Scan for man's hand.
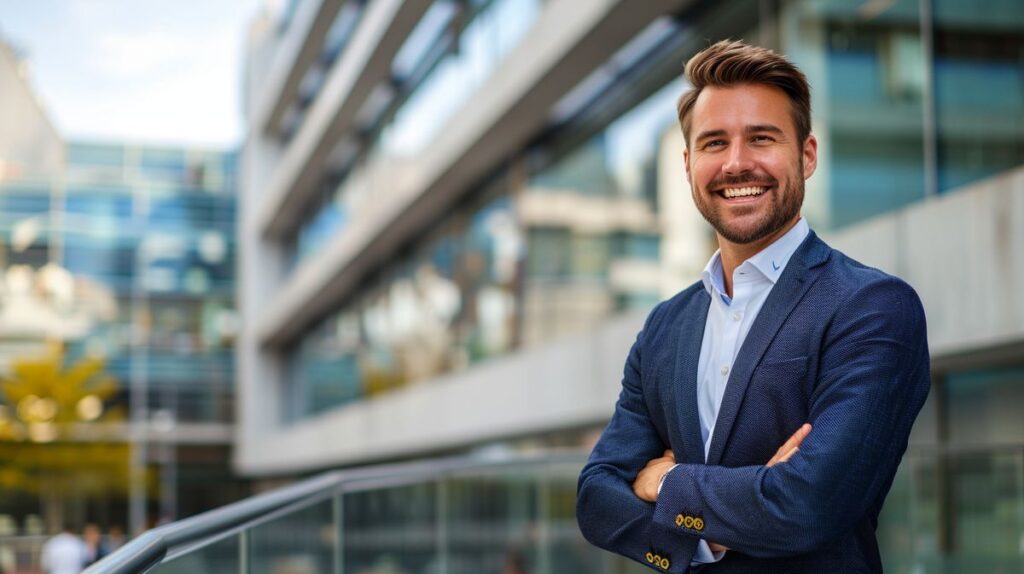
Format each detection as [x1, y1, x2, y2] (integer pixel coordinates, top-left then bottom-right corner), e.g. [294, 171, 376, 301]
[766, 423, 812, 467]
[632, 449, 676, 503]
[706, 423, 812, 553]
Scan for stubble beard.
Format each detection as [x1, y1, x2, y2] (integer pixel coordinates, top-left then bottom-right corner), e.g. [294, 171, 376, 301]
[693, 166, 805, 245]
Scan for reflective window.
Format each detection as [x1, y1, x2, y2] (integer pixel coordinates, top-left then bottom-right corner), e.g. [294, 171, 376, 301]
[286, 180, 522, 420]
[784, 0, 927, 229]
[932, 1, 1024, 192]
[289, 0, 543, 268]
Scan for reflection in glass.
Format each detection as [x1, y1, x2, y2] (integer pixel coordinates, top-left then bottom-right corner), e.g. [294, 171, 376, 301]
[249, 499, 335, 574]
[290, 0, 543, 269]
[343, 483, 439, 574]
[932, 1, 1024, 192]
[446, 472, 540, 574]
[785, 0, 926, 229]
[286, 187, 521, 420]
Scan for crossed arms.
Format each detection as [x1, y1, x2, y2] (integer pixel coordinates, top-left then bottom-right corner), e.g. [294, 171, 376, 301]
[576, 278, 931, 569]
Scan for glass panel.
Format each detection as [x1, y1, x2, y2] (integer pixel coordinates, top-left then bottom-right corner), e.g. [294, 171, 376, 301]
[783, 0, 926, 229]
[946, 450, 1024, 573]
[445, 471, 540, 574]
[932, 0, 1024, 192]
[248, 498, 335, 574]
[947, 367, 1024, 446]
[342, 482, 438, 573]
[878, 454, 943, 573]
[150, 532, 239, 573]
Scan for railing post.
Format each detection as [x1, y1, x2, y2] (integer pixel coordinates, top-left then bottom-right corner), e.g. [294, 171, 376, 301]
[238, 529, 249, 574]
[436, 478, 449, 573]
[333, 493, 344, 574]
[537, 466, 552, 574]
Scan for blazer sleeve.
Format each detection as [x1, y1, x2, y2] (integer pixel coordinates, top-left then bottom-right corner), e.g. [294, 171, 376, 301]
[577, 303, 701, 572]
[653, 277, 930, 557]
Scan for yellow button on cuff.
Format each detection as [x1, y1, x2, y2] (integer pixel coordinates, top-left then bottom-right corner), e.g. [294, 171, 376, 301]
[674, 514, 705, 531]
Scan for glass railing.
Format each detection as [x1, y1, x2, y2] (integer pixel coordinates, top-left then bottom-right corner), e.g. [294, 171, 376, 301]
[76, 446, 1024, 573]
[85, 453, 647, 574]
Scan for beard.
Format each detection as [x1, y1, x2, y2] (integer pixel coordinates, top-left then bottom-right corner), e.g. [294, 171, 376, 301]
[692, 168, 804, 245]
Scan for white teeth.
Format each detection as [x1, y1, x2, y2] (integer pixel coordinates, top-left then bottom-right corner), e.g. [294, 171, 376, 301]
[722, 186, 767, 198]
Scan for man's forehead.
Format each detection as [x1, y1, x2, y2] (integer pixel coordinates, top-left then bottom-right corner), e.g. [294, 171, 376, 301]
[690, 83, 796, 132]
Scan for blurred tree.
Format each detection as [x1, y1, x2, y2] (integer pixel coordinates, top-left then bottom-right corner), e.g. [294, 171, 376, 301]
[0, 343, 149, 532]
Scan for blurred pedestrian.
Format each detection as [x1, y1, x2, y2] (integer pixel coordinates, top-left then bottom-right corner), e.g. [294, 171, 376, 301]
[40, 525, 87, 574]
[105, 525, 126, 553]
[82, 523, 108, 566]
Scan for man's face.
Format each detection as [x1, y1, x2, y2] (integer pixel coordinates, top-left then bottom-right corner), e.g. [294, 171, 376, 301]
[684, 83, 817, 246]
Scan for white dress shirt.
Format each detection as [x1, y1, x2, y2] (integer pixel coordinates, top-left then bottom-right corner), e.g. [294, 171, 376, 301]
[677, 217, 810, 564]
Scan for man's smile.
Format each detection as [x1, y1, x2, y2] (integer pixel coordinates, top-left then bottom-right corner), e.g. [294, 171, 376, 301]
[719, 185, 769, 199]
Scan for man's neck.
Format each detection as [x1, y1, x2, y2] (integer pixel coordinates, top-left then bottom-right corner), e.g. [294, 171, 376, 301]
[718, 216, 800, 297]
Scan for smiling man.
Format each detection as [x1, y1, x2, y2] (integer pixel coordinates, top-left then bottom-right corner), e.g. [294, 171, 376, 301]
[577, 40, 931, 573]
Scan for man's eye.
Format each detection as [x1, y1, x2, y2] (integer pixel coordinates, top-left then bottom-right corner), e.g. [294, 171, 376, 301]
[751, 135, 775, 144]
[704, 140, 726, 149]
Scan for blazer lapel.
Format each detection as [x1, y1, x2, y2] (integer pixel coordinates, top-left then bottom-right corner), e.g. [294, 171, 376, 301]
[665, 289, 710, 465]
[705, 232, 832, 466]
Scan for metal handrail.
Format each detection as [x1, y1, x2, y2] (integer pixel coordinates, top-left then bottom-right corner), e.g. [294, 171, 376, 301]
[84, 451, 587, 574]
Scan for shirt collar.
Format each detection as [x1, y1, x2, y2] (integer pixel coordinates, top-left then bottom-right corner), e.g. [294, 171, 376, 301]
[701, 218, 810, 298]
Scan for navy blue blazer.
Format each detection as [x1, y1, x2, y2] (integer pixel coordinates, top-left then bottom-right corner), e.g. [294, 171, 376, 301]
[577, 232, 930, 573]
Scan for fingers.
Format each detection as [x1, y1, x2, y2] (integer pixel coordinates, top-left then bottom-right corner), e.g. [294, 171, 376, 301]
[643, 450, 676, 468]
[766, 423, 812, 467]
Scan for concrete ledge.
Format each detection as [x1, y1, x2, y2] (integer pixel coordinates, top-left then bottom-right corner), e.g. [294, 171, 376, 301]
[824, 166, 1024, 363]
[235, 310, 644, 475]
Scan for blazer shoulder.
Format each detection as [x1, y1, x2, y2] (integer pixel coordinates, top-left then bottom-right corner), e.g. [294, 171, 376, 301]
[824, 248, 926, 316]
[640, 281, 705, 338]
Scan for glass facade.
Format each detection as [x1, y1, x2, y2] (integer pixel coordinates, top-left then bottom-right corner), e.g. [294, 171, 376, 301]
[784, 0, 1024, 228]
[0, 142, 243, 534]
[59, 142, 238, 424]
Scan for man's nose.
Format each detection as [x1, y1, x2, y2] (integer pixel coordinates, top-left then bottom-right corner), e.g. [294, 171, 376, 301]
[722, 143, 754, 175]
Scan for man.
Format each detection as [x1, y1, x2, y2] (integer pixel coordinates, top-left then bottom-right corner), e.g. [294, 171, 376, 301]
[41, 525, 88, 574]
[577, 40, 930, 573]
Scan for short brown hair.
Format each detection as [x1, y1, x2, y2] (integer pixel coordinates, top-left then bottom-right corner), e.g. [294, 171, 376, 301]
[677, 40, 811, 146]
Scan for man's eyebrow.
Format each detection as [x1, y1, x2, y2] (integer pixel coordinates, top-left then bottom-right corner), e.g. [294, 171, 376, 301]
[694, 129, 727, 142]
[745, 124, 785, 135]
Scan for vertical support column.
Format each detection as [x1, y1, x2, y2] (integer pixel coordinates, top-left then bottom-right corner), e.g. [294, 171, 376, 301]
[919, 0, 938, 199]
[537, 465, 552, 574]
[333, 493, 344, 574]
[933, 373, 952, 555]
[436, 477, 449, 573]
[239, 529, 250, 574]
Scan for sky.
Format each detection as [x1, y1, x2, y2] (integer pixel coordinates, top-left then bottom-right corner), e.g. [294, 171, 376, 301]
[0, 0, 268, 149]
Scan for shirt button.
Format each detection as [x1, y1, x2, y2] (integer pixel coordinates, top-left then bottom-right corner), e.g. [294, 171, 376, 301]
[732, 312, 741, 321]
[720, 366, 729, 376]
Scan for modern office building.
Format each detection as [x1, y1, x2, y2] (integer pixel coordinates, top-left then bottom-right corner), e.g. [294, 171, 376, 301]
[0, 37, 247, 540]
[239, 0, 1023, 570]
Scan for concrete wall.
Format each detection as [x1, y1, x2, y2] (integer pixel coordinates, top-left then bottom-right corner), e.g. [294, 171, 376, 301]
[0, 41, 63, 181]
[823, 166, 1024, 367]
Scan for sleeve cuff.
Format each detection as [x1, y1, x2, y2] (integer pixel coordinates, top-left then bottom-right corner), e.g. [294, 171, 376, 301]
[691, 540, 727, 564]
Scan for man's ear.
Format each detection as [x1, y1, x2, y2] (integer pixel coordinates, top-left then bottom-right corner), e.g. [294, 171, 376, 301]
[802, 134, 818, 180]
[684, 147, 692, 185]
